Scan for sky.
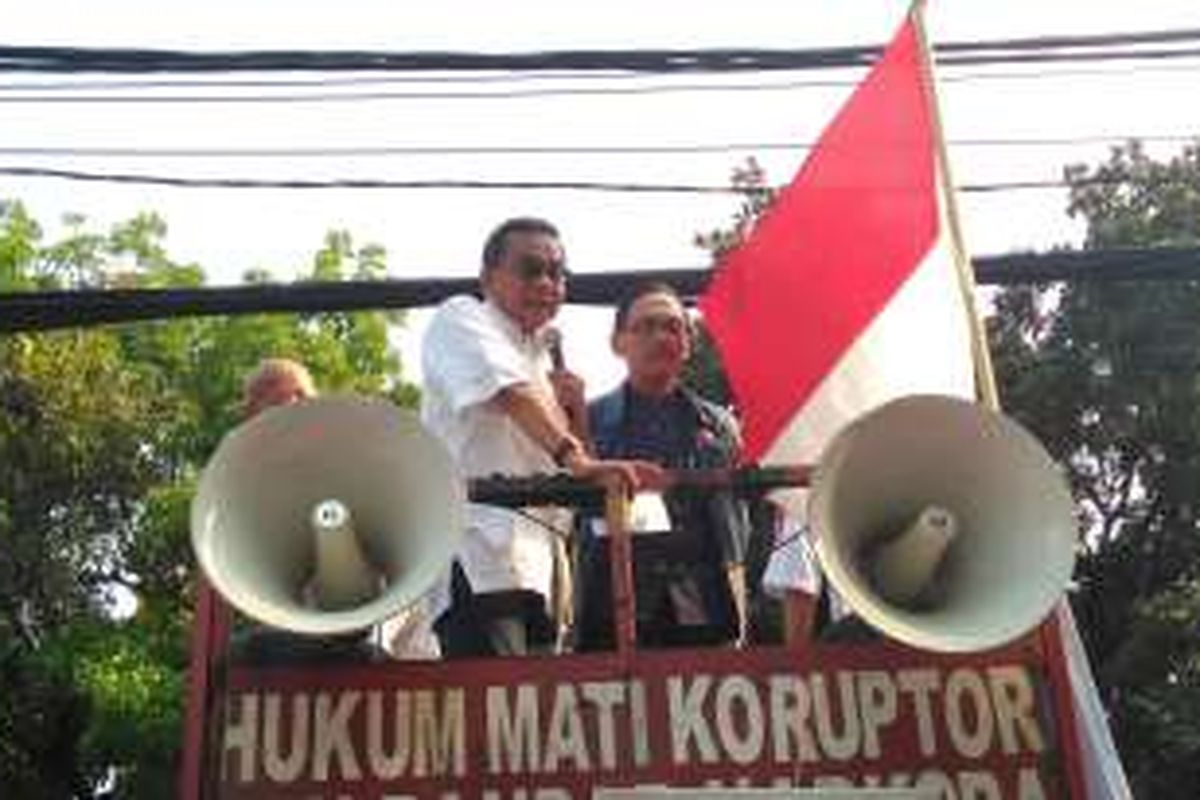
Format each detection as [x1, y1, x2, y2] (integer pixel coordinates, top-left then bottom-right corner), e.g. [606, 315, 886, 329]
[4, 0, 1200, 392]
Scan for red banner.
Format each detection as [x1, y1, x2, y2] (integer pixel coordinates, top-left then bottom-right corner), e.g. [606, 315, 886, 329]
[209, 637, 1078, 799]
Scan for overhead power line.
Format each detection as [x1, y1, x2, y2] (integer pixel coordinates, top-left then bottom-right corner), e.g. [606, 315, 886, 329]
[5, 54, 1200, 104]
[2, 28, 1200, 74]
[0, 134, 1194, 159]
[3, 59, 1198, 94]
[0, 165, 1174, 195]
[4, 247, 1200, 333]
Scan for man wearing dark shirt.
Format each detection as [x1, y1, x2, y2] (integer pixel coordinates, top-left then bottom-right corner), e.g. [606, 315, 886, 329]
[576, 282, 751, 650]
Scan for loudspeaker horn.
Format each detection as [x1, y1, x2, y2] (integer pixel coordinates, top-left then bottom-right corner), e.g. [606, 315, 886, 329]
[191, 395, 464, 636]
[809, 394, 1077, 652]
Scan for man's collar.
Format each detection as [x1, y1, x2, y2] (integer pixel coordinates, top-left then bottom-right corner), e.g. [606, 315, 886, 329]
[481, 298, 549, 347]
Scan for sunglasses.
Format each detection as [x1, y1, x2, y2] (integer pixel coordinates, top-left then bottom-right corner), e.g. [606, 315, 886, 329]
[511, 255, 568, 283]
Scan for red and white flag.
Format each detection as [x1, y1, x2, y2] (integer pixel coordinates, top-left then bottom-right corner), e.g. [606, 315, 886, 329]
[700, 14, 1131, 798]
[699, 15, 975, 473]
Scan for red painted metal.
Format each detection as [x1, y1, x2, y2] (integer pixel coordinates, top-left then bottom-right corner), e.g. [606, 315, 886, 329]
[179, 578, 232, 800]
[606, 491, 638, 661]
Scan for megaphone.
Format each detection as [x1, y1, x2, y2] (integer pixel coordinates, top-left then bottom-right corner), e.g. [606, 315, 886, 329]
[809, 394, 1076, 652]
[191, 395, 464, 636]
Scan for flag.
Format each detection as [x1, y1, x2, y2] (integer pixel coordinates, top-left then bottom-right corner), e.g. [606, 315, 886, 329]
[700, 13, 1132, 798]
[699, 15, 974, 470]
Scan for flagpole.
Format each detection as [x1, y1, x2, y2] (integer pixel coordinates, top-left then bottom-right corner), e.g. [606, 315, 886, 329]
[908, 1, 1001, 411]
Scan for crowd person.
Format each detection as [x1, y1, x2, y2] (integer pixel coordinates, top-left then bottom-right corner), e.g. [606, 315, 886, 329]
[575, 282, 753, 650]
[420, 217, 662, 658]
[241, 357, 316, 419]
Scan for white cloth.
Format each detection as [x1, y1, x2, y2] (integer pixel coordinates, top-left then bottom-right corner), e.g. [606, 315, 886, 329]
[421, 295, 569, 619]
[761, 508, 853, 619]
[1058, 603, 1133, 800]
[379, 607, 441, 660]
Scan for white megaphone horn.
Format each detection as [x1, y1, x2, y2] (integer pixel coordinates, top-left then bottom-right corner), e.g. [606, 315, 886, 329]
[809, 394, 1078, 652]
[190, 395, 464, 636]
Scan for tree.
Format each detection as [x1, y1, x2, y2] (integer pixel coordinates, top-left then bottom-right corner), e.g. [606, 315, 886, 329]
[0, 200, 417, 796]
[695, 144, 1200, 795]
[688, 158, 777, 406]
[990, 140, 1200, 797]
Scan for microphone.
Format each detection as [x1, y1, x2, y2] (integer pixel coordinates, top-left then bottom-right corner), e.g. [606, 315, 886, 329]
[545, 326, 566, 371]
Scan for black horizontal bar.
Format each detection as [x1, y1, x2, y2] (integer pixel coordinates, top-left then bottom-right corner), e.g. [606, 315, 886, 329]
[3, 247, 1199, 333]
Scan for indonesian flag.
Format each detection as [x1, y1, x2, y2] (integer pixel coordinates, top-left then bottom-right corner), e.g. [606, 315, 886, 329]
[699, 14, 1132, 798]
[699, 16, 975, 473]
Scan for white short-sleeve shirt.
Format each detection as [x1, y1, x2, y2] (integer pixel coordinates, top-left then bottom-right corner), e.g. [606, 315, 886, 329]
[421, 295, 569, 617]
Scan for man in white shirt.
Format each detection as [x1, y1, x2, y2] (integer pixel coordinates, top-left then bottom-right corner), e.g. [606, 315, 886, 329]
[421, 217, 661, 657]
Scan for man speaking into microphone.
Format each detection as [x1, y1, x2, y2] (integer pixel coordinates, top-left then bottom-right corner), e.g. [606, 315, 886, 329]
[421, 217, 662, 658]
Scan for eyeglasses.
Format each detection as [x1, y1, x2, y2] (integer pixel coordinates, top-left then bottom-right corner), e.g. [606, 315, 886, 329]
[627, 315, 688, 337]
[512, 255, 568, 284]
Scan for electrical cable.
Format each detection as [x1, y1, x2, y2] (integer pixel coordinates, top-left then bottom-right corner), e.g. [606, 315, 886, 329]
[0, 165, 1174, 195]
[3, 28, 1200, 75]
[0, 134, 1193, 159]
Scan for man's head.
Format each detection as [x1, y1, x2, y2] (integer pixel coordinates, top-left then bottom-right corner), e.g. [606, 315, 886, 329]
[480, 217, 567, 334]
[611, 282, 692, 396]
[242, 358, 317, 418]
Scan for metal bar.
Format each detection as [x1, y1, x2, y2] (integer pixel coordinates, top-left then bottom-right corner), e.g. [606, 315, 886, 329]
[606, 489, 638, 660]
[4, 247, 1199, 333]
[467, 465, 811, 509]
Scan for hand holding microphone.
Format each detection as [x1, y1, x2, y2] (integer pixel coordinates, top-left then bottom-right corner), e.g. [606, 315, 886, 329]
[545, 326, 587, 431]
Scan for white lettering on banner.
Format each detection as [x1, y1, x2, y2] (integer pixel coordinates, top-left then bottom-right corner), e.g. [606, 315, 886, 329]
[223, 692, 259, 783]
[312, 690, 362, 781]
[629, 679, 650, 767]
[543, 683, 590, 773]
[580, 681, 624, 770]
[769, 675, 818, 763]
[811, 768, 1048, 799]
[218, 664, 1052, 791]
[857, 670, 898, 759]
[945, 670, 994, 759]
[263, 692, 309, 782]
[367, 690, 412, 780]
[809, 672, 861, 760]
[413, 688, 466, 777]
[487, 684, 540, 775]
[714, 675, 765, 764]
[668, 674, 718, 764]
[959, 770, 1003, 800]
[898, 668, 942, 756]
[988, 667, 1045, 755]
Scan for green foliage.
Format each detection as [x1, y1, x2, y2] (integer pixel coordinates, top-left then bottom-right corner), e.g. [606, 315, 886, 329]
[686, 158, 779, 405]
[0, 202, 417, 796]
[991, 139, 1200, 798]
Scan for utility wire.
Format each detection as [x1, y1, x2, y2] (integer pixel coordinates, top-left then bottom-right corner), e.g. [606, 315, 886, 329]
[1, 134, 1194, 159]
[0, 165, 1169, 194]
[3, 28, 1200, 74]
[4, 50, 1200, 104]
[3, 58, 1199, 93]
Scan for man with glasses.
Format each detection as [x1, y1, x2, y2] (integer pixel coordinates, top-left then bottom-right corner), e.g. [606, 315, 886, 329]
[421, 217, 662, 657]
[576, 281, 752, 651]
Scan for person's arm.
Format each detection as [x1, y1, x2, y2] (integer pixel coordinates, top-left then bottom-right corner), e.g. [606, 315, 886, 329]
[489, 382, 662, 491]
[547, 368, 591, 447]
